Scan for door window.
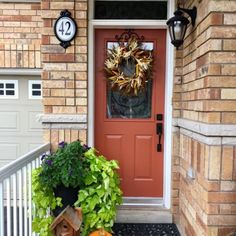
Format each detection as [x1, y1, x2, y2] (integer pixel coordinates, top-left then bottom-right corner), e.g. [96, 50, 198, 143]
[106, 42, 154, 119]
[107, 81, 152, 119]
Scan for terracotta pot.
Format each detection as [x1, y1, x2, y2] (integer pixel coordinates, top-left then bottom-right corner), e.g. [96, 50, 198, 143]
[89, 229, 112, 236]
[52, 185, 79, 217]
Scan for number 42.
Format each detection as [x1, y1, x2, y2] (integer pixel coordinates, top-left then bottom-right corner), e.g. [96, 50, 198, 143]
[59, 21, 71, 36]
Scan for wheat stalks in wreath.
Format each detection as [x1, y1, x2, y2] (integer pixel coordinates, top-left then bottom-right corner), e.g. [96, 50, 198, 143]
[104, 38, 153, 96]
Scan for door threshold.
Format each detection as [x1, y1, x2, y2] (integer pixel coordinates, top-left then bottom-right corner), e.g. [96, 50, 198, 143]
[121, 197, 163, 208]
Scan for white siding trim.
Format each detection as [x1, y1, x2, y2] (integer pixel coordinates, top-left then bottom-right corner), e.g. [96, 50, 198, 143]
[163, 0, 175, 210]
[0, 69, 41, 76]
[0, 0, 40, 2]
[92, 20, 168, 28]
[88, 0, 174, 210]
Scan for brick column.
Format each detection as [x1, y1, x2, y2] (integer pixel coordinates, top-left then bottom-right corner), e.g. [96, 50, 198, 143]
[41, 0, 88, 150]
[172, 0, 236, 235]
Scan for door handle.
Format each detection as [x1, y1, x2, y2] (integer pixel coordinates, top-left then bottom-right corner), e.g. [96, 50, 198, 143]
[156, 123, 163, 152]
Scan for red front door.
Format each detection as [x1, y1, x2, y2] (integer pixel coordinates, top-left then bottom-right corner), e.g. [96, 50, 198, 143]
[95, 29, 166, 197]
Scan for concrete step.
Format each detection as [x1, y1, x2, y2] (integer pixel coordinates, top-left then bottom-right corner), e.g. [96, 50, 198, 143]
[116, 207, 172, 224]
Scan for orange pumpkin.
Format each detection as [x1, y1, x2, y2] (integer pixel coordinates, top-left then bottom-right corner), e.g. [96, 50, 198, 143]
[89, 228, 112, 236]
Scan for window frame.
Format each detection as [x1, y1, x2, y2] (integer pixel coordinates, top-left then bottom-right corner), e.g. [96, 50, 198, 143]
[0, 80, 19, 99]
[28, 80, 42, 99]
[94, 0, 168, 20]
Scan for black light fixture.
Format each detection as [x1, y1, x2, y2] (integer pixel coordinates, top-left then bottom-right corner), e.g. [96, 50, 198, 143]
[166, 6, 197, 49]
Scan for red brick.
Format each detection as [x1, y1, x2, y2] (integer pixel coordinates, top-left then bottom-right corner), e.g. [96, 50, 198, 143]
[0, 15, 32, 21]
[31, 4, 41, 10]
[49, 54, 75, 62]
[41, 2, 50, 10]
[210, 13, 223, 25]
[41, 35, 50, 45]
[43, 19, 52, 27]
[218, 227, 236, 236]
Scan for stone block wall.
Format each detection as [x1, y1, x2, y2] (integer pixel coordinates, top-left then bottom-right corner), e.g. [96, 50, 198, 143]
[0, 2, 42, 68]
[40, 0, 88, 150]
[172, 0, 236, 235]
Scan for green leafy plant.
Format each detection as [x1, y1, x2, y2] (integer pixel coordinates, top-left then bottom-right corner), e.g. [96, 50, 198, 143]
[32, 167, 62, 236]
[75, 148, 122, 236]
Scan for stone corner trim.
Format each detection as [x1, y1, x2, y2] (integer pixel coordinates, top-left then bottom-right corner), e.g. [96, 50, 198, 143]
[37, 114, 87, 124]
[173, 118, 236, 137]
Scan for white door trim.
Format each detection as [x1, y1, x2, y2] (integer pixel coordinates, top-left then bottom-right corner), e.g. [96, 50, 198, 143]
[88, 0, 175, 209]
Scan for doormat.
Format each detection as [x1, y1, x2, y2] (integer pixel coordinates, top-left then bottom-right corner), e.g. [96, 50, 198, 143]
[112, 223, 181, 236]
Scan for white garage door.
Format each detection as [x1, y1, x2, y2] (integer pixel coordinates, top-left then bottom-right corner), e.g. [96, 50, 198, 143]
[0, 75, 43, 167]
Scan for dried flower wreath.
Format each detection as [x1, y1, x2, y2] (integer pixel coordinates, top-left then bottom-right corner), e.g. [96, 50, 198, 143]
[105, 38, 153, 96]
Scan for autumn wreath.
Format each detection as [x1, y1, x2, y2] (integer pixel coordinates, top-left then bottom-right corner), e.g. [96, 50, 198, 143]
[105, 38, 153, 96]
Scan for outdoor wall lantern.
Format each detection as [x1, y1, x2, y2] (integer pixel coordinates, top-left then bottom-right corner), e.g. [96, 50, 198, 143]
[166, 6, 197, 49]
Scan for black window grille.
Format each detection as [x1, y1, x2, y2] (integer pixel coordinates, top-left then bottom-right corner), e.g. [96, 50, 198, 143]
[95, 1, 167, 20]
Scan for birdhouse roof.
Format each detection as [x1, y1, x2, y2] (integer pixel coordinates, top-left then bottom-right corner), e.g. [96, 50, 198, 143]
[50, 206, 82, 231]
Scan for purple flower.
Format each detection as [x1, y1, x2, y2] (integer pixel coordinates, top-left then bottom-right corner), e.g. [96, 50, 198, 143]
[83, 144, 91, 151]
[58, 141, 66, 149]
[45, 159, 52, 166]
[40, 153, 47, 161]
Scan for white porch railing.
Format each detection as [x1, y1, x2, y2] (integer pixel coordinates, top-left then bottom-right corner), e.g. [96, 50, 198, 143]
[0, 143, 50, 236]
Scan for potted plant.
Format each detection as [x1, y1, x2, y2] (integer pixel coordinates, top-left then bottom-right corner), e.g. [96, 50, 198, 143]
[32, 140, 88, 236]
[75, 148, 122, 236]
[38, 141, 87, 216]
[32, 140, 122, 236]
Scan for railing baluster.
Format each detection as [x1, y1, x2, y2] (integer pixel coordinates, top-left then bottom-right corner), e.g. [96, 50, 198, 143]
[18, 169, 23, 236]
[35, 157, 40, 168]
[0, 182, 4, 236]
[12, 174, 17, 236]
[23, 166, 28, 236]
[6, 178, 11, 236]
[31, 161, 36, 236]
[28, 163, 32, 235]
[0, 143, 50, 236]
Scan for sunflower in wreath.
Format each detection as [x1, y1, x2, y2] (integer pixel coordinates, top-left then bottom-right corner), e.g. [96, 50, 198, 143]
[104, 38, 153, 96]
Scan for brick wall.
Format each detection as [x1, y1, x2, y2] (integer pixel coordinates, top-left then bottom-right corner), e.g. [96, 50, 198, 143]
[3, 0, 234, 234]
[41, 0, 88, 150]
[0, 2, 42, 68]
[172, 0, 236, 235]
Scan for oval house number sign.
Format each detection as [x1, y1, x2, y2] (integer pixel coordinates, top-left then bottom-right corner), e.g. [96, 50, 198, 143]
[54, 10, 77, 49]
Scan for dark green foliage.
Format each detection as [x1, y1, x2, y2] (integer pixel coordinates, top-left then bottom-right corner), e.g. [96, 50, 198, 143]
[39, 141, 87, 189]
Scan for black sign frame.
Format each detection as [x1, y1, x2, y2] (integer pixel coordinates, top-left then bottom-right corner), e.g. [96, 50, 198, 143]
[54, 9, 77, 49]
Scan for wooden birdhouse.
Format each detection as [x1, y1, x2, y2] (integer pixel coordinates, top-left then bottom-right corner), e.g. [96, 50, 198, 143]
[50, 206, 82, 236]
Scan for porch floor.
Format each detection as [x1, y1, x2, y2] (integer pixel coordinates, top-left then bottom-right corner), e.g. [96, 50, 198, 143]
[113, 223, 181, 236]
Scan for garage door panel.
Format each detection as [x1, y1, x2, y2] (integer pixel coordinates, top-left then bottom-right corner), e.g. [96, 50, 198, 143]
[0, 112, 19, 130]
[28, 111, 42, 130]
[0, 144, 19, 160]
[28, 143, 44, 151]
[0, 76, 43, 166]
